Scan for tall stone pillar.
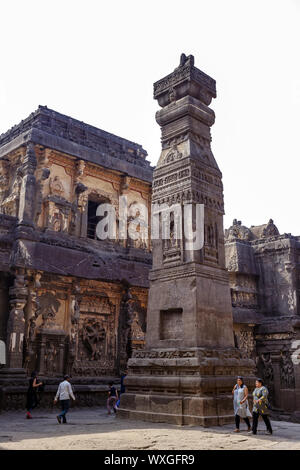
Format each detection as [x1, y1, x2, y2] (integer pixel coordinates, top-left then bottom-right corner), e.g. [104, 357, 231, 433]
[118, 54, 255, 426]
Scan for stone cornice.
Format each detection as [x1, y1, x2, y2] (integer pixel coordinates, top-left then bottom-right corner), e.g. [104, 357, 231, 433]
[0, 106, 154, 183]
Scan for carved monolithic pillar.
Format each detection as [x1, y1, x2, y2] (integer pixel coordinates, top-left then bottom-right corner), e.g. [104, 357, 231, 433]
[118, 54, 255, 426]
[6, 269, 28, 370]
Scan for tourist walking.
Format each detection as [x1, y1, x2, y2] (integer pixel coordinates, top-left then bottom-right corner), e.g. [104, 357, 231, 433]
[54, 375, 75, 424]
[26, 371, 43, 419]
[252, 378, 273, 435]
[107, 382, 118, 415]
[232, 376, 252, 432]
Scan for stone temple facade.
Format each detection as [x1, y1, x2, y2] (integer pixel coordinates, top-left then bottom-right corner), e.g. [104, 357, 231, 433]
[0, 105, 152, 408]
[0, 56, 299, 422]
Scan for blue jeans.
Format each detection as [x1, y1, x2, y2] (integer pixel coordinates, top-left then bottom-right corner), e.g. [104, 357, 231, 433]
[58, 400, 70, 422]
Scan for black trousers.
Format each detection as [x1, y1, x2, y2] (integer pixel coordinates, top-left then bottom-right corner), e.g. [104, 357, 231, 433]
[252, 411, 272, 434]
[235, 414, 251, 429]
[26, 392, 38, 412]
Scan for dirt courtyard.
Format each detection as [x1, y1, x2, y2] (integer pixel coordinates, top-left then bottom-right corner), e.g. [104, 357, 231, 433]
[0, 407, 300, 450]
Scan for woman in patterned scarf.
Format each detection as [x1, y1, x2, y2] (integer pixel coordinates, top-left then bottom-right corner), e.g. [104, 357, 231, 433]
[252, 378, 273, 435]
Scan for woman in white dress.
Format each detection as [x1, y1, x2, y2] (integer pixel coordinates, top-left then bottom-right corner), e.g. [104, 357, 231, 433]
[232, 376, 252, 432]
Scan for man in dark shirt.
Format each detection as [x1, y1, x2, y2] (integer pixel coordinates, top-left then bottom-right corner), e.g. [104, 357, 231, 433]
[107, 382, 118, 415]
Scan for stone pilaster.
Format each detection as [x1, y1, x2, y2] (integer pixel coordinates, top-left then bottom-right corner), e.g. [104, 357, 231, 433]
[5, 269, 28, 370]
[18, 142, 37, 227]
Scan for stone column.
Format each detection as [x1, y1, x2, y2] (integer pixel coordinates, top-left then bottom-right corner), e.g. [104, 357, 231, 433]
[270, 352, 282, 409]
[5, 269, 28, 370]
[294, 357, 300, 419]
[72, 160, 88, 237]
[18, 142, 37, 227]
[37, 335, 46, 375]
[118, 53, 255, 427]
[58, 337, 66, 374]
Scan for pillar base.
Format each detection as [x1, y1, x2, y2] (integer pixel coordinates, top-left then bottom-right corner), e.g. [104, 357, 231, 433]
[118, 347, 255, 427]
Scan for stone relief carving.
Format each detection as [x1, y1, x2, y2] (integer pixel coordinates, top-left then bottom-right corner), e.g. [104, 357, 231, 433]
[127, 297, 146, 343]
[10, 240, 32, 266]
[127, 201, 148, 250]
[44, 199, 71, 233]
[44, 341, 58, 376]
[34, 164, 50, 225]
[70, 291, 117, 376]
[168, 87, 177, 103]
[255, 333, 293, 341]
[2, 171, 23, 217]
[257, 353, 274, 405]
[235, 328, 255, 359]
[49, 175, 66, 198]
[225, 219, 253, 242]
[81, 318, 106, 361]
[23, 316, 37, 372]
[280, 350, 295, 389]
[262, 219, 280, 238]
[0, 159, 10, 205]
[35, 292, 61, 329]
[162, 146, 183, 166]
[66, 293, 80, 376]
[118, 289, 146, 371]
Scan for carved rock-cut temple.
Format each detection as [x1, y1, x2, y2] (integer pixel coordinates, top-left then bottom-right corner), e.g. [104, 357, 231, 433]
[225, 218, 300, 420]
[0, 105, 152, 408]
[0, 55, 299, 422]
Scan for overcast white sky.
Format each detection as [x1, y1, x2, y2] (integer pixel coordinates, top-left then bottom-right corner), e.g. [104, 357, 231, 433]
[0, 0, 299, 234]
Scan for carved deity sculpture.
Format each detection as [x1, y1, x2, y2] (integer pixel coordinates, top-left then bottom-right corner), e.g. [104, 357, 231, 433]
[49, 176, 65, 198]
[262, 219, 280, 238]
[225, 219, 253, 242]
[81, 319, 106, 361]
[23, 316, 36, 372]
[35, 292, 61, 329]
[0, 159, 10, 205]
[280, 350, 295, 389]
[45, 342, 58, 376]
[2, 171, 22, 216]
[66, 294, 80, 375]
[257, 353, 274, 405]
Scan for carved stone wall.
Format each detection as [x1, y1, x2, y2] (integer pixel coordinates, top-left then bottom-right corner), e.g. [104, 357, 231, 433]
[17, 273, 148, 380]
[0, 107, 152, 411]
[225, 219, 300, 419]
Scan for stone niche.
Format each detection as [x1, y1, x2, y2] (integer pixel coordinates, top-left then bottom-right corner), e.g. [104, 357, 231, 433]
[160, 308, 183, 340]
[35, 328, 67, 377]
[72, 299, 117, 377]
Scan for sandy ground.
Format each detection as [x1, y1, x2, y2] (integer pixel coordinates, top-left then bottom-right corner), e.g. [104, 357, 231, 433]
[0, 408, 300, 450]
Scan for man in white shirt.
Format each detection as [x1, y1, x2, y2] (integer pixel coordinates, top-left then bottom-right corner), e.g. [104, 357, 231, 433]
[54, 375, 75, 424]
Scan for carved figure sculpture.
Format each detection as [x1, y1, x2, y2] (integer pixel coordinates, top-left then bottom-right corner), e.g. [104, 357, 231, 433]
[82, 319, 106, 361]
